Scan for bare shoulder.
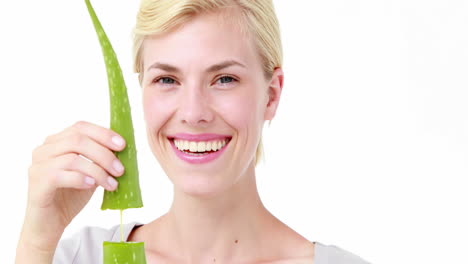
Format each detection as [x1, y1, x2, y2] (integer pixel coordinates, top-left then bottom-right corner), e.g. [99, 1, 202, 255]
[259, 243, 314, 264]
[257, 243, 314, 264]
[262, 256, 314, 264]
[256, 221, 315, 264]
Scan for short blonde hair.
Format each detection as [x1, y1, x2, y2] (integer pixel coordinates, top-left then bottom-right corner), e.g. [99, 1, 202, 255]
[133, 0, 282, 166]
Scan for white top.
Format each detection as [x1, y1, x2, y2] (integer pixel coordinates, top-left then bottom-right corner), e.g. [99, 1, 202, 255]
[53, 222, 371, 264]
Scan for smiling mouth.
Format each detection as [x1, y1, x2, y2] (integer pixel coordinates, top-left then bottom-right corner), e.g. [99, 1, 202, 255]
[168, 137, 232, 155]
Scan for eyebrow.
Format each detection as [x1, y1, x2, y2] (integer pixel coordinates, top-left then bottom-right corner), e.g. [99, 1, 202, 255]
[146, 60, 246, 73]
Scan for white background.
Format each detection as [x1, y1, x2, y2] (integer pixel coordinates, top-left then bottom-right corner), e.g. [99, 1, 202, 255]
[1, 0, 467, 263]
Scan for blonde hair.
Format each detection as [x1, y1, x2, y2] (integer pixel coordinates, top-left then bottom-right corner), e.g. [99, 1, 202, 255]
[132, 0, 282, 167]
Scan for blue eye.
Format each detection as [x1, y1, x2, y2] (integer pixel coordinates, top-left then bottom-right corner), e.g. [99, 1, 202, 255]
[156, 77, 175, 84]
[218, 76, 236, 84]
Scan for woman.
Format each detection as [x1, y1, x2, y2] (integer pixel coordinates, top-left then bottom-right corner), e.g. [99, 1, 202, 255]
[16, 0, 370, 263]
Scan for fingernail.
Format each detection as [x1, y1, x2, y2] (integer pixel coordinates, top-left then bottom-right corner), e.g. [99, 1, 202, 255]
[112, 136, 125, 147]
[107, 176, 118, 190]
[113, 159, 124, 174]
[85, 176, 95, 186]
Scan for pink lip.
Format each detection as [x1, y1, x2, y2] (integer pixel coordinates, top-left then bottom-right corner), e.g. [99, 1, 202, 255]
[167, 133, 232, 142]
[169, 137, 231, 164]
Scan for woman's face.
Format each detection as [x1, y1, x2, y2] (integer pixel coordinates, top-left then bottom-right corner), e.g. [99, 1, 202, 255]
[140, 11, 282, 197]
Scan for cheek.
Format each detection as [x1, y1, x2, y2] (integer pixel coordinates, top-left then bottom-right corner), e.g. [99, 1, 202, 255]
[214, 89, 264, 132]
[142, 91, 175, 129]
[142, 91, 177, 160]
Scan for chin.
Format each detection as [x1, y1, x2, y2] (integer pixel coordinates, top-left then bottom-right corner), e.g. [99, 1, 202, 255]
[173, 172, 233, 198]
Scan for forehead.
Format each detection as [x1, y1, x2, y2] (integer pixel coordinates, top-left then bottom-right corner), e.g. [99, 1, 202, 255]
[142, 10, 260, 72]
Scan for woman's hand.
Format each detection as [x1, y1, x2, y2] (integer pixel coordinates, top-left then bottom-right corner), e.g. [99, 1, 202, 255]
[16, 121, 126, 263]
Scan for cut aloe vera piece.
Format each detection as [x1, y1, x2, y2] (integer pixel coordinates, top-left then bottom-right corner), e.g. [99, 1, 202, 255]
[103, 242, 147, 264]
[84, 0, 143, 210]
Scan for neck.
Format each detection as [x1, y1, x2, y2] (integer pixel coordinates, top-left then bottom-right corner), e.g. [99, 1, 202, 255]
[163, 165, 272, 263]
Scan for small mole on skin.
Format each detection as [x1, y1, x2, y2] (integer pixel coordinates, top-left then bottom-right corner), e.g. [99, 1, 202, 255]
[235, 239, 238, 243]
[213, 258, 216, 262]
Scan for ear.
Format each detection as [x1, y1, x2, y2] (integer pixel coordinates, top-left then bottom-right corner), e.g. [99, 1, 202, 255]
[264, 67, 284, 122]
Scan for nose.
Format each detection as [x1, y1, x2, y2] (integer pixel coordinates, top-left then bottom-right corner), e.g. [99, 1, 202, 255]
[178, 84, 214, 127]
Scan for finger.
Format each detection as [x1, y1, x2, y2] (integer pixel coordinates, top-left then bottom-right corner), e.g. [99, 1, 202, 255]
[55, 170, 97, 190]
[60, 154, 118, 191]
[72, 121, 126, 151]
[43, 121, 126, 152]
[33, 133, 125, 177]
[29, 162, 95, 194]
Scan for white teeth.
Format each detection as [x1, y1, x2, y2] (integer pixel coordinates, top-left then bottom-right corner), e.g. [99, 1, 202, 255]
[189, 142, 197, 152]
[173, 139, 228, 152]
[211, 142, 216, 151]
[198, 142, 206, 151]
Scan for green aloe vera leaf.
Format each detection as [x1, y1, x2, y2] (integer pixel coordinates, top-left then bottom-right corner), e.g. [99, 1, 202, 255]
[84, 0, 143, 210]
